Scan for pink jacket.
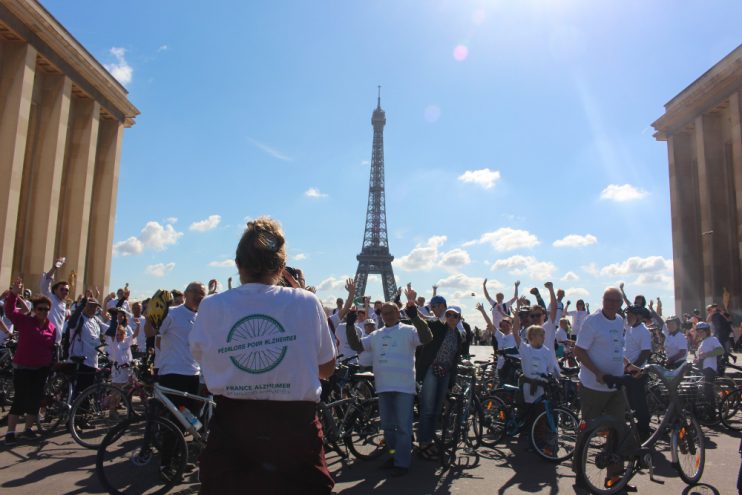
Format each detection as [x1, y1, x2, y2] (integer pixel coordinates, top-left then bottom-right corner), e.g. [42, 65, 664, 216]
[5, 293, 56, 368]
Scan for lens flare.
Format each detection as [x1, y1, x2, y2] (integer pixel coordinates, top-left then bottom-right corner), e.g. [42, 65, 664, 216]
[424, 105, 441, 123]
[453, 44, 469, 62]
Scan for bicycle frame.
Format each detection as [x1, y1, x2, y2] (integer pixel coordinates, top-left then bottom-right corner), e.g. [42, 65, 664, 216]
[152, 383, 215, 440]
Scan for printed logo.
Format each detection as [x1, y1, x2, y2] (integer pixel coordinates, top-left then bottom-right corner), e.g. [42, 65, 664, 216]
[220, 314, 296, 374]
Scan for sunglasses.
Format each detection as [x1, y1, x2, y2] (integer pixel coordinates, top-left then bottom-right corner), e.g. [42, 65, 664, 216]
[445, 313, 459, 318]
[36, 307, 51, 312]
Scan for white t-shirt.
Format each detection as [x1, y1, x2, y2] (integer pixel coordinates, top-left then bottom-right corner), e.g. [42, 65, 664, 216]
[336, 322, 362, 362]
[495, 330, 516, 369]
[624, 323, 652, 365]
[698, 336, 722, 371]
[664, 331, 688, 364]
[519, 341, 560, 403]
[567, 310, 589, 336]
[576, 311, 625, 392]
[106, 334, 134, 383]
[190, 283, 336, 402]
[360, 323, 421, 394]
[329, 311, 341, 332]
[69, 314, 103, 368]
[131, 316, 146, 347]
[106, 298, 131, 316]
[358, 325, 376, 367]
[543, 319, 558, 358]
[487, 296, 515, 331]
[40, 273, 66, 344]
[555, 327, 569, 344]
[158, 305, 200, 376]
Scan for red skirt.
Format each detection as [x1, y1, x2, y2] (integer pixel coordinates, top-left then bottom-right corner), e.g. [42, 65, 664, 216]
[199, 396, 334, 495]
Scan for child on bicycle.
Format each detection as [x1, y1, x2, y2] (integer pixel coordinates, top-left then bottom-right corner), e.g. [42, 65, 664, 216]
[513, 324, 561, 454]
[106, 314, 138, 418]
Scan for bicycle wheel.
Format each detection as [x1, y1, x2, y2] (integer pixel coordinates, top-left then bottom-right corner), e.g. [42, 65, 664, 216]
[345, 399, 385, 460]
[464, 396, 483, 450]
[127, 385, 150, 419]
[721, 387, 742, 430]
[480, 394, 507, 447]
[70, 383, 132, 449]
[530, 406, 578, 462]
[96, 416, 189, 495]
[672, 411, 705, 485]
[37, 373, 69, 436]
[575, 424, 632, 495]
[0, 373, 14, 411]
[437, 398, 461, 469]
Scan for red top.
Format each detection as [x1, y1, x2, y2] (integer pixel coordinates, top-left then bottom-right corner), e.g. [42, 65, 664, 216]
[5, 292, 56, 368]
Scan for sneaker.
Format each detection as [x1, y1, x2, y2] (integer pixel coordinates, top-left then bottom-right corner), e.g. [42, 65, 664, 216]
[390, 466, 409, 477]
[21, 429, 38, 440]
[5, 433, 16, 445]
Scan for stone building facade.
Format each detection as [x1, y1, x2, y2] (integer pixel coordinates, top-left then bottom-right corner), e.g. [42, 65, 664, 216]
[653, 44, 742, 316]
[0, 0, 138, 296]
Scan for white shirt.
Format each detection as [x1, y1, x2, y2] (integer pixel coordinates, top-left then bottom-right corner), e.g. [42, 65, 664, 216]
[361, 323, 421, 394]
[69, 314, 103, 368]
[487, 296, 515, 331]
[543, 319, 558, 358]
[158, 305, 200, 376]
[336, 322, 362, 363]
[190, 283, 336, 402]
[624, 323, 652, 365]
[698, 336, 722, 371]
[106, 334, 134, 365]
[566, 310, 589, 336]
[40, 273, 66, 344]
[664, 331, 688, 364]
[106, 298, 131, 317]
[494, 330, 516, 369]
[555, 327, 569, 344]
[519, 341, 560, 403]
[131, 316, 146, 347]
[576, 311, 625, 392]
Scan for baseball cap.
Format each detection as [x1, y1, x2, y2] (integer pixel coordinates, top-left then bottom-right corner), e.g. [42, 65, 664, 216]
[696, 322, 711, 332]
[445, 306, 461, 315]
[86, 297, 101, 307]
[364, 318, 376, 326]
[430, 295, 447, 306]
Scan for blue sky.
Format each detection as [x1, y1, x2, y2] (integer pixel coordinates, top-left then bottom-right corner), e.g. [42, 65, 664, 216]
[44, 0, 742, 327]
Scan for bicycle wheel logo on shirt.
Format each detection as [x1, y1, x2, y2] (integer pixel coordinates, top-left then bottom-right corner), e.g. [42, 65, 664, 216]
[223, 314, 296, 374]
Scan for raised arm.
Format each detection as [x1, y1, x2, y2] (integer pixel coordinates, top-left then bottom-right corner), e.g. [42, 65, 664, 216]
[345, 311, 364, 353]
[507, 280, 520, 305]
[619, 282, 631, 307]
[475, 302, 494, 329]
[338, 278, 356, 320]
[545, 282, 557, 322]
[482, 279, 495, 306]
[404, 286, 433, 345]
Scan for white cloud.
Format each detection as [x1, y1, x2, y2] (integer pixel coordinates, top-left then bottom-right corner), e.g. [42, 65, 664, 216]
[112, 237, 143, 257]
[165, 217, 178, 224]
[635, 273, 673, 285]
[247, 137, 292, 161]
[293, 253, 308, 261]
[561, 271, 580, 282]
[553, 234, 597, 248]
[139, 221, 183, 250]
[305, 187, 328, 199]
[600, 184, 648, 202]
[317, 275, 351, 292]
[435, 273, 496, 300]
[464, 227, 539, 252]
[104, 47, 132, 86]
[582, 262, 599, 277]
[394, 236, 447, 271]
[492, 255, 557, 280]
[457, 168, 502, 190]
[599, 256, 672, 278]
[113, 221, 182, 256]
[157, 44, 168, 52]
[565, 287, 590, 298]
[208, 259, 234, 268]
[438, 248, 471, 268]
[145, 262, 175, 278]
[189, 214, 221, 232]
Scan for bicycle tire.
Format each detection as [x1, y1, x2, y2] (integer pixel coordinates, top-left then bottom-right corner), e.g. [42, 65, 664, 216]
[69, 383, 133, 449]
[437, 397, 461, 469]
[464, 396, 484, 450]
[530, 406, 578, 462]
[345, 400, 385, 460]
[480, 394, 507, 447]
[672, 411, 705, 485]
[575, 423, 632, 495]
[37, 373, 69, 436]
[721, 387, 742, 430]
[96, 416, 188, 495]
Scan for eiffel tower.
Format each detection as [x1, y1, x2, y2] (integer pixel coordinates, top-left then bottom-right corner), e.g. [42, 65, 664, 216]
[354, 88, 397, 301]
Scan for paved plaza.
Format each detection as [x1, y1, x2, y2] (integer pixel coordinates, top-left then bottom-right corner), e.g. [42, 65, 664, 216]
[1, 346, 740, 495]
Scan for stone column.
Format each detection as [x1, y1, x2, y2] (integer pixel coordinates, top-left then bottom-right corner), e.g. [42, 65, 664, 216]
[0, 41, 36, 288]
[85, 118, 123, 293]
[14, 72, 72, 289]
[55, 97, 100, 296]
[730, 91, 742, 311]
[695, 113, 735, 306]
[668, 131, 703, 315]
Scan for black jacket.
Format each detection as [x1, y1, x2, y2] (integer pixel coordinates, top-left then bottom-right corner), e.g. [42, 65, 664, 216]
[415, 319, 462, 382]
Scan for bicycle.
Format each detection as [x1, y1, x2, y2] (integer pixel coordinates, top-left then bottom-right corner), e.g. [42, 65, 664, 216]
[574, 362, 704, 494]
[436, 361, 484, 468]
[317, 387, 384, 461]
[96, 382, 215, 495]
[479, 374, 579, 461]
[720, 385, 742, 431]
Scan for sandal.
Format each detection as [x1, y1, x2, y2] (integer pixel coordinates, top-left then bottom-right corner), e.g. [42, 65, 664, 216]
[418, 444, 440, 461]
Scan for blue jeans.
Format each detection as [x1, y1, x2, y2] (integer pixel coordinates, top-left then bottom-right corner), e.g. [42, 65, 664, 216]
[377, 392, 415, 468]
[418, 367, 450, 444]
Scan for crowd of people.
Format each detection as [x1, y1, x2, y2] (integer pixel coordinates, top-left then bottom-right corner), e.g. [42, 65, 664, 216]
[0, 216, 740, 494]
